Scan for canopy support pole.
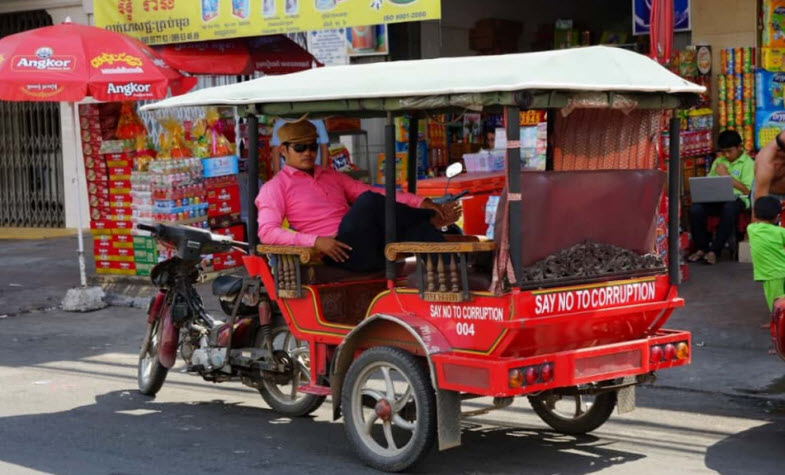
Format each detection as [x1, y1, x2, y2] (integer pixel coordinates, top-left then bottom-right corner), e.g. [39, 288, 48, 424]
[504, 106, 522, 285]
[385, 112, 397, 280]
[668, 116, 681, 286]
[406, 115, 418, 193]
[246, 111, 259, 255]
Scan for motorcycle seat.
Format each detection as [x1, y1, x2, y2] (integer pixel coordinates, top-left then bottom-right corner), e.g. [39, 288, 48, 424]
[212, 275, 243, 297]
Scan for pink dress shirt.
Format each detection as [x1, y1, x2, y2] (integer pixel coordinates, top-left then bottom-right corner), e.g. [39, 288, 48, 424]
[256, 165, 425, 247]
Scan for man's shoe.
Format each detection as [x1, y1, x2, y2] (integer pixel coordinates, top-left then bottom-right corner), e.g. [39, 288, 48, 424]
[687, 250, 705, 262]
[704, 251, 717, 265]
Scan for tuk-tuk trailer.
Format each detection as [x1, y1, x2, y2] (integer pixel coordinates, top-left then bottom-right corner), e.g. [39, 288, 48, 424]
[144, 46, 701, 472]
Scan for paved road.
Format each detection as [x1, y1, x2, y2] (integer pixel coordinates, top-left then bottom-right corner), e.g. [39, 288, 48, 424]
[1, 306, 784, 475]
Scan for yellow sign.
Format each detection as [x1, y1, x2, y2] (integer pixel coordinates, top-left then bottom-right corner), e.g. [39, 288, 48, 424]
[95, 0, 441, 46]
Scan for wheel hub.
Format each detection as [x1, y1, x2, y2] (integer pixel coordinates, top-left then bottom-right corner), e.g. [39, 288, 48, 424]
[374, 398, 393, 421]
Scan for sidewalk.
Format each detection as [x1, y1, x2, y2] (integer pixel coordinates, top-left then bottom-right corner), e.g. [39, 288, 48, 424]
[0, 235, 782, 400]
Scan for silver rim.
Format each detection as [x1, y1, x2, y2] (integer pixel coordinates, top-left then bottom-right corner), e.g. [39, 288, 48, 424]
[261, 328, 311, 404]
[139, 321, 160, 384]
[540, 392, 597, 421]
[350, 361, 417, 458]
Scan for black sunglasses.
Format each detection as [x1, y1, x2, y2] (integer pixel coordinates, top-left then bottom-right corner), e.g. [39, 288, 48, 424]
[288, 142, 319, 153]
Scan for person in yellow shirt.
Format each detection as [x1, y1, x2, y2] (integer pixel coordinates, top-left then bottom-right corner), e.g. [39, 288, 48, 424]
[688, 130, 754, 265]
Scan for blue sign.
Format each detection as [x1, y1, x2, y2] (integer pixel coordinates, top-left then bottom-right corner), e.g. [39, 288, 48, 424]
[633, 0, 691, 36]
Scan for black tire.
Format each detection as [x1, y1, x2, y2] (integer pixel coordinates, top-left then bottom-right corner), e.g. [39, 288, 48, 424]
[341, 346, 437, 472]
[528, 390, 616, 435]
[138, 320, 169, 396]
[256, 326, 325, 417]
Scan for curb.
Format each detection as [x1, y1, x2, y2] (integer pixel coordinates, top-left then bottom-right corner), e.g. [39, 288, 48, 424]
[649, 383, 785, 404]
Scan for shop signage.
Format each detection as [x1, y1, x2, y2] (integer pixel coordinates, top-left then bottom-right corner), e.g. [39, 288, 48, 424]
[95, 0, 440, 46]
[633, 0, 691, 36]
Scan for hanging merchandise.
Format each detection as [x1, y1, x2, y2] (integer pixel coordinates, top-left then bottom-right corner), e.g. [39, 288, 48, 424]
[718, 47, 756, 151]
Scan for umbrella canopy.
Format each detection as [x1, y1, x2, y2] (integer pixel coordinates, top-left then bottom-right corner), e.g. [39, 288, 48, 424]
[0, 21, 196, 102]
[154, 35, 320, 76]
[650, 0, 674, 65]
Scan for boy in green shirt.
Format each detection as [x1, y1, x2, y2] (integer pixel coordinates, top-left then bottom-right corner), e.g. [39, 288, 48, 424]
[748, 195, 785, 311]
[688, 130, 755, 265]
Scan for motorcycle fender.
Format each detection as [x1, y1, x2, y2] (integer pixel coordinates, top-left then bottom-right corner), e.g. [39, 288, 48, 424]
[146, 291, 167, 324]
[158, 303, 178, 369]
[330, 313, 461, 451]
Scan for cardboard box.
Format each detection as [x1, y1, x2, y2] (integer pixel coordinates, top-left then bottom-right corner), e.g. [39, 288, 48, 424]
[762, 47, 785, 72]
[201, 155, 238, 178]
[757, 69, 785, 109]
[756, 109, 785, 148]
[135, 262, 154, 276]
[94, 260, 137, 275]
[133, 235, 156, 251]
[108, 166, 132, 179]
[134, 249, 158, 263]
[207, 184, 241, 217]
[208, 213, 242, 229]
[213, 250, 245, 271]
[211, 224, 246, 242]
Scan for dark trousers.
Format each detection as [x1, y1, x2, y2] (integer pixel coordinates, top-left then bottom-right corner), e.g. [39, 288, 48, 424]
[689, 199, 745, 254]
[325, 191, 444, 272]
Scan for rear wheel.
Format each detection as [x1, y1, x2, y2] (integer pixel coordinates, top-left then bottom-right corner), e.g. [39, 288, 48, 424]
[342, 347, 437, 472]
[256, 326, 325, 416]
[528, 388, 616, 435]
[138, 319, 169, 396]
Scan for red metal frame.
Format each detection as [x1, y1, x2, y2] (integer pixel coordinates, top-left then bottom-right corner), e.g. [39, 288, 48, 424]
[243, 252, 689, 395]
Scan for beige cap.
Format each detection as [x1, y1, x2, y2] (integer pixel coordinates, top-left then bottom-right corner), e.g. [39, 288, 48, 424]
[277, 120, 318, 144]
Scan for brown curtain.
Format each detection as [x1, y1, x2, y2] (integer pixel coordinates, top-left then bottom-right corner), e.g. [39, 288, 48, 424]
[553, 109, 661, 171]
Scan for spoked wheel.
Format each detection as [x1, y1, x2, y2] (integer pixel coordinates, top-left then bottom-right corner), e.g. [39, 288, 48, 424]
[138, 319, 169, 396]
[342, 347, 436, 472]
[256, 326, 325, 416]
[528, 388, 616, 435]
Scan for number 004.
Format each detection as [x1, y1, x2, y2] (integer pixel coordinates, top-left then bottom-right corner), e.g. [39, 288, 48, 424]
[456, 322, 475, 336]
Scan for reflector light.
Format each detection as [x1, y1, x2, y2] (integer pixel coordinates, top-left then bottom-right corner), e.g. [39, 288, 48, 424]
[508, 369, 524, 388]
[525, 366, 539, 385]
[664, 343, 677, 361]
[540, 363, 554, 382]
[676, 342, 689, 360]
[650, 345, 663, 364]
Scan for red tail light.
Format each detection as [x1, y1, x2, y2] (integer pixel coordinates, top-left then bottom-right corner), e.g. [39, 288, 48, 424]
[525, 367, 539, 385]
[664, 343, 677, 361]
[540, 363, 554, 382]
[650, 345, 663, 364]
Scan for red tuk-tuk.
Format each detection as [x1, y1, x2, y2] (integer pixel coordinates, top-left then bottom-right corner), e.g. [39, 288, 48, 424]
[142, 46, 701, 471]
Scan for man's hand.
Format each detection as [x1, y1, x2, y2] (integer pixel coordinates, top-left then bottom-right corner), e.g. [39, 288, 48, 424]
[314, 237, 352, 262]
[421, 199, 462, 227]
[714, 163, 729, 176]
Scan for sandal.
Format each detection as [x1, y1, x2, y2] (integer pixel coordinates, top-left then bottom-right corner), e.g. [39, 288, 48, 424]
[687, 250, 705, 262]
[704, 252, 717, 265]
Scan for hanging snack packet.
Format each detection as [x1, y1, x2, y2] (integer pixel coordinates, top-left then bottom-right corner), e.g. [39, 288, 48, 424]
[158, 118, 192, 159]
[115, 102, 147, 141]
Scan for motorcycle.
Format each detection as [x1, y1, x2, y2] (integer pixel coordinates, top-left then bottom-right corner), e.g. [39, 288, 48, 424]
[136, 223, 325, 416]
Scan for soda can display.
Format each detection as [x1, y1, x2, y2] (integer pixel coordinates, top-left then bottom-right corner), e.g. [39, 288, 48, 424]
[726, 98, 736, 128]
[744, 125, 754, 150]
[735, 101, 744, 127]
[718, 74, 727, 101]
[720, 49, 728, 75]
[718, 101, 728, 128]
[743, 73, 755, 99]
[734, 73, 744, 100]
[742, 47, 753, 73]
[743, 99, 753, 125]
[725, 48, 735, 75]
[735, 48, 744, 74]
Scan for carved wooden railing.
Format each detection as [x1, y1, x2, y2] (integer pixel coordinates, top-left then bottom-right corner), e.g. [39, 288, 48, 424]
[256, 245, 319, 299]
[385, 241, 497, 302]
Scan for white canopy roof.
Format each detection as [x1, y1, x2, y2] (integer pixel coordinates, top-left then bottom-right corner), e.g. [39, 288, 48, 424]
[142, 46, 704, 112]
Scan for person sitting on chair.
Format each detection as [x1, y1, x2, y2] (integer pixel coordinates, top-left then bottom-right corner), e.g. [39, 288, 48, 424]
[688, 130, 754, 265]
[255, 121, 460, 273]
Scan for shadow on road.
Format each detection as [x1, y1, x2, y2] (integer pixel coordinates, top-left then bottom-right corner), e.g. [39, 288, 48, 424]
[0, 389, 645, 474]
[705, 419, 785, 474]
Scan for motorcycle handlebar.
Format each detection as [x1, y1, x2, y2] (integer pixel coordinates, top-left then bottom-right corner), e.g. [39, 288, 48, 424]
[431, 189, 469, 205]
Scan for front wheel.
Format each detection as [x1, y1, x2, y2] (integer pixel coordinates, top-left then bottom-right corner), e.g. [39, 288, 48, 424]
[342, 346, 437, 472]
[256, 326, 325, 417]
[528, 389, 616, 435]
[138, 319, 169, 396]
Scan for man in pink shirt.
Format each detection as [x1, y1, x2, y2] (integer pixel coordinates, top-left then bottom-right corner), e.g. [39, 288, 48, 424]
[255, 121, 459, 272]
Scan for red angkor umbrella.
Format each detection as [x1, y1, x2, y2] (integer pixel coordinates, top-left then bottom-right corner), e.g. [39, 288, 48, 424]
[155, 35, 321, 76]
[649, 0, 674, 65]
[0, 20, 196, 102]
